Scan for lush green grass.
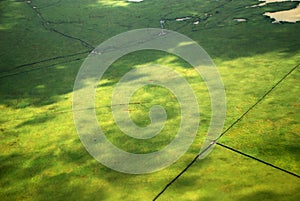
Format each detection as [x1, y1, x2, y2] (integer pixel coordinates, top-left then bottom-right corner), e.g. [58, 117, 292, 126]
[1, 0, 300, 200]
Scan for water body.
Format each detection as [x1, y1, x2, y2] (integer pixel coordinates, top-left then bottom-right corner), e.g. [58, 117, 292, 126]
[265, 4, 300, 22]
[253, 0, 300, 22]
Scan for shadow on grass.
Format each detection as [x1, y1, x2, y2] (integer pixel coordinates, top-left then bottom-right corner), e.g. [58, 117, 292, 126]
[0, 59, 81, 108]
[0, 152, 109, 201]
[239, 189, 300, 201]
[15, 113, 56, 128]
[0, 128, 113, 200]
[0, 0, 299, 109]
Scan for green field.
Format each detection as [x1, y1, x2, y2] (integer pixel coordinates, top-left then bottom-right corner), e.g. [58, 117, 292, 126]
[1, 0, 300, 200]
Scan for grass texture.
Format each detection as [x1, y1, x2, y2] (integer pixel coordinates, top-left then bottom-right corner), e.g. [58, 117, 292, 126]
[0, 0, 300, 200]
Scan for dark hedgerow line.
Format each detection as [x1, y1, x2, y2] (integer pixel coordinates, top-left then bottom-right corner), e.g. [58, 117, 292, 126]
[216, 142, 300, 178]
[1, 50, 89, 73]
[0, 57, 84, 79]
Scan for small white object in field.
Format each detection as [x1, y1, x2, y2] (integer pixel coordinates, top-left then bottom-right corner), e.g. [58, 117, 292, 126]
[193, 21, 200, 25]
[127, 0, 144, 2]
[27, 1, 31, 4]
[175, 17, 191, 21]
[159, 31, 166, 36]
[233, 18, 248, 22]
[160, 19, 165, 29]
[91, 50, 102, 55]
[272, 20, 281, 23]
[33, 6, 37, 9]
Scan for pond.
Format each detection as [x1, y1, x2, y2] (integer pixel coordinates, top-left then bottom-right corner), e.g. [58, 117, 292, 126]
[252, 0, 300, 23]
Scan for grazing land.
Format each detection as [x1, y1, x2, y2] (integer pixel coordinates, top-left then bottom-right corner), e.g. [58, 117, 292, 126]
[0, 0, 299, 200]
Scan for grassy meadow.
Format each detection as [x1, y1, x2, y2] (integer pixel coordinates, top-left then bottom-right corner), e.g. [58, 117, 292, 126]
[0, 0, 300, 200]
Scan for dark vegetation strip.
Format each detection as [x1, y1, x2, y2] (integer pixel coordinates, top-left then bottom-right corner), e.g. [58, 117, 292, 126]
[3, 50, 89, 72]
[216, 142, 300, 178]
[152, 62, 300, 200]
[26, 2, 95, 49]
[0, 1, 95, 78]
[6, 0, 244, 77]
[49, 28, 94, 49]
[1, 27, 172, 78]
[37, 0, 62, 10]
[11, 0, 235, 74]
[0, 57, 84, 79]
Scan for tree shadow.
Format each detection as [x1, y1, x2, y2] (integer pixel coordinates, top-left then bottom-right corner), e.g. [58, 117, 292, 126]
[1, 0, 299, 109]
[0, 137, 109, 200]
[238, 189, 300, 201]
[0, 58, 81, 108]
